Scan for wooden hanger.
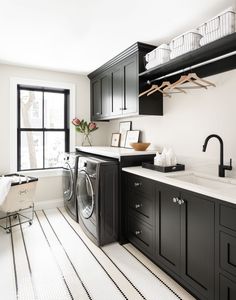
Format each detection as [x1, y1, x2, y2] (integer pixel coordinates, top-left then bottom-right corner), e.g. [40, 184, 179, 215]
[168, 72, 215, 90]
[139, 83, 171, 98]
[187, 73, 216, 87]
[139, 84, 158, 97]
[147, 81, 170, 96]
[148, 81, 186, 96]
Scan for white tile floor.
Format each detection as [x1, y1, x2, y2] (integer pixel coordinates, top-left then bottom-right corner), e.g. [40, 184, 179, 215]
[0, 207, 195, 300]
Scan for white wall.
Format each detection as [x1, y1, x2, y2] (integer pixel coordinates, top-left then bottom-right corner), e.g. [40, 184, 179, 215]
[100, 69, 236, 178]
[0, 63, 107, 207]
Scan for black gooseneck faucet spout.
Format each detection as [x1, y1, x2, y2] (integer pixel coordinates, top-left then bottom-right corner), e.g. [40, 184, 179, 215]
[202, 134, 232, 177]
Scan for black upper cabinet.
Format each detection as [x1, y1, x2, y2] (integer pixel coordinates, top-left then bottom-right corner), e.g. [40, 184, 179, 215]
[91, 71, 111, 120]
[123, 54, 138, 115]
[88, 42, 163, 121]
[111, 64, 123, 117]
[91, 78, 102, 119]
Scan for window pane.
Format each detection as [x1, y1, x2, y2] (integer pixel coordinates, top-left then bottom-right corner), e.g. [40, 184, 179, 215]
[45, 132, 65, 168]
[44, 92, 64, 128]
[20, 131, 43, 170]
[20, 90, 42, 128]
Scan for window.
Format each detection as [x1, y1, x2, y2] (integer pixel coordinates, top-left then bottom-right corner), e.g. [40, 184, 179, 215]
[17, 85, 69, 171]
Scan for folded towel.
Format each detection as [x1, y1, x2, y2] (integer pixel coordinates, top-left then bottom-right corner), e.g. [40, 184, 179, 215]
[0, 177, 12, 206]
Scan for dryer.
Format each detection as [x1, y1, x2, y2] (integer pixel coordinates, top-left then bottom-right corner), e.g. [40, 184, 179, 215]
[63, 152, 79, 221]
[76, 156, 118, 246]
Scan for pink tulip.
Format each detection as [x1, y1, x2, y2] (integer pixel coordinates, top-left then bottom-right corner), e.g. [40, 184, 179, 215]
[72, 118, 81, 126]
[89, 122, 97, 131]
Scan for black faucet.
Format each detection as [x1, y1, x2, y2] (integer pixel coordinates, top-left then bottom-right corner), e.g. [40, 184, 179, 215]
[202, 134, 232, 177]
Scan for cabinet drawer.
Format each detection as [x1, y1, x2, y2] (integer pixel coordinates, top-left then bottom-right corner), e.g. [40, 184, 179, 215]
[220, 232, 236, 277]
[220, 274, 236, 300]
[220, 204, 236, 232]
[127, 192, 154, 225]
[127, 173, 154, 197]
[127, 214, 154, 255]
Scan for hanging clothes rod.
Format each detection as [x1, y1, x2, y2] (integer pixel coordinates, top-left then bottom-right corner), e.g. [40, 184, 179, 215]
[147, 50, 236, 84]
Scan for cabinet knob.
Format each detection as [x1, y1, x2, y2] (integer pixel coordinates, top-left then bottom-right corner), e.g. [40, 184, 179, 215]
[135, 203, 142, 209]
[134, 182, 142, 187]
[135, 230, 142, 235]
[173, 197, 178, 203]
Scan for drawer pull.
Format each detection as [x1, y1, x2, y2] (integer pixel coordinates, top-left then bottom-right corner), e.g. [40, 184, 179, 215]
[135, 203, 142, 209]
[134, 182, 142, 187]
[135, 230, 142, 236]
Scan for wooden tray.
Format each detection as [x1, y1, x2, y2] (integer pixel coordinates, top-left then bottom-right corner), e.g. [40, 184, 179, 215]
[142, 162, 185, 173]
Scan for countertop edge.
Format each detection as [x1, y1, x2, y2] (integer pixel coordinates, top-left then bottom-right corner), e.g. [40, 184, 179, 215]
[122, 166, 236, 206]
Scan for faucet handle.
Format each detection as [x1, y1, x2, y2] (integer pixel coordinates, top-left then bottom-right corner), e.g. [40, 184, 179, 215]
[225, 158, 233, 171]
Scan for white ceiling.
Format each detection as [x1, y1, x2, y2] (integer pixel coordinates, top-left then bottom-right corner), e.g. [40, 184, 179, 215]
[0, 0, 235, 75]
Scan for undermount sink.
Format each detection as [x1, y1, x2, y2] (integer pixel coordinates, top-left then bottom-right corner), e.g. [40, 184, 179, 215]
[168, 173, 236, 196]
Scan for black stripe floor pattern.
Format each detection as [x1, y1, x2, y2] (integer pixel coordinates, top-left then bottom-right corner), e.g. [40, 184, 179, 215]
[36, 210, 92, 300]
[44, 208, 127, 300]
[56, 208, 144, 300]
[0, 208, 195, 300]
[58, 207, 194, 300]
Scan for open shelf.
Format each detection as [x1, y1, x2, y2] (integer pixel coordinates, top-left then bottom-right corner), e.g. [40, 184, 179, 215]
[139, 32, 236, 82]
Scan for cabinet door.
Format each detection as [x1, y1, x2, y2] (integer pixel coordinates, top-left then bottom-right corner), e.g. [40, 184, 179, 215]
[220, 274, 236, 300]
[111, 65, 123, 116]
[91, 79, 102, 120]
[123, 54, 138, 115]
[100, 73, 111, 118]
[156, 184, 181, 274]
[181, 192, 215, 300]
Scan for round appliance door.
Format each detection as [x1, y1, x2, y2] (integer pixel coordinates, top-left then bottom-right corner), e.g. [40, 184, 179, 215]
[77, 170, 95, 219]
[63, 162, 74, 201]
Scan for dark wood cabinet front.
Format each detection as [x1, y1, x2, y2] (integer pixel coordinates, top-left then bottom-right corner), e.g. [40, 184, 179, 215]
[181, 191, 215, 300]
[111, 65, 123, 116]
[123, 54, 138, 115]
[88, 42, 163, 121]
[156, 185, 181, 274]
[91, 71, 111, 120]
[123, 171, 218, 300]
[91, 79, 102, 119]
[220, 275, 236, 300]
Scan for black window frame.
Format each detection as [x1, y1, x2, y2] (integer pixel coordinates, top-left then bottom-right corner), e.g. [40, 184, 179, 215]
[17, 84, 70, 171]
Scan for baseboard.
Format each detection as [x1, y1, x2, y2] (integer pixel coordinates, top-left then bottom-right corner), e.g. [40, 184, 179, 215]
[34, 198, 64, 210]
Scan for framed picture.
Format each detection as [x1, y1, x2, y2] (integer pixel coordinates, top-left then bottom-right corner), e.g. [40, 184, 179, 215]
[111, 133, 121, 147]
[119, 121, 132, 147]
[124, 130, 140, 148]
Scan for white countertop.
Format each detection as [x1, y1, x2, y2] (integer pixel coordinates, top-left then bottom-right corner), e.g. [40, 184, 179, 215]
[122, 166, 236, 205]
[76, 146, 156, 160]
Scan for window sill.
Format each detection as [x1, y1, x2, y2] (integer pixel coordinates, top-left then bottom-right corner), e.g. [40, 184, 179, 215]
[18, 168, 63, 178]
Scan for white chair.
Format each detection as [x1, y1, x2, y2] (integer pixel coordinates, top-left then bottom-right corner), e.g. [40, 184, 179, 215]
[0, 174, 38, 233]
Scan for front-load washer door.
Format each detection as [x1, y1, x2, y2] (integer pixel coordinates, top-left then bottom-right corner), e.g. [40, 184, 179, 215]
[77, 170, 95, 219]
[63, 162, 74, 202]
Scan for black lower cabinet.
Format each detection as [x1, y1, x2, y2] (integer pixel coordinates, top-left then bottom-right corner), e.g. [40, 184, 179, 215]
[220, 274, 236, 300]
[127, 212, 154, 256]
[156, 185, 215, 300]
[123, 172, 217, 300]
[156, 184, 181, 274]
[180, 191, 215, 300]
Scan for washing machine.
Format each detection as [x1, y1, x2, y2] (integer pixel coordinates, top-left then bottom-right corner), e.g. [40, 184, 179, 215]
[63, 152, 79, 221]
[76, 156, 118, 246]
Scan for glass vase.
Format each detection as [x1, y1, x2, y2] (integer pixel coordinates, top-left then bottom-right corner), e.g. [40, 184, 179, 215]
[82, 133, 92, 146]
